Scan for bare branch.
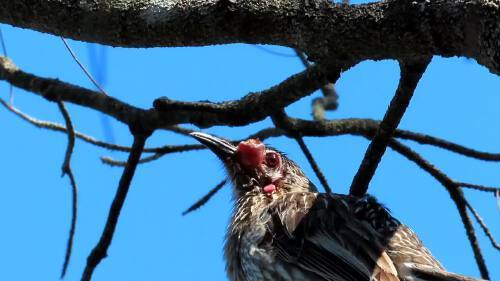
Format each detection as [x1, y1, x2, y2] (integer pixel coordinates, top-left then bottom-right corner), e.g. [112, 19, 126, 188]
[102, 127, 285, 167]
[388, 140, 490, 279]
[272, 115, 500, 163]
[294, 136, 332, 193]
[294, 49, 338, 120]
[350, 58, 431, 197]
[152, 64, 337, 127]
[60, 37, 108, 95]
[465, 200, 500, 250]
[0, 98, 146, 152]
[81, 131, 150, 281]
[458, 182, 500, 194]
[273, 112, 494, 278]
[182, 180, 227, 216]
[0, 56, 338, 129]
[56, 101, 78, 279]
[1, 0, 499, 73]
[253, 45, 296, 58]
[0, 27, 7, 57]
[396, 130, 500, 162]
[0, 30, 14, 104]
[100, 144, 205, 167]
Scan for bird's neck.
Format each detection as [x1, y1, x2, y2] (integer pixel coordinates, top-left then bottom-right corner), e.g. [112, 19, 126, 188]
[229, 191, 271, 235]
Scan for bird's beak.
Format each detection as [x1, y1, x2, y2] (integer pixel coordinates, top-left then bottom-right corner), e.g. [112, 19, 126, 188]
[190, 132, 237, 161]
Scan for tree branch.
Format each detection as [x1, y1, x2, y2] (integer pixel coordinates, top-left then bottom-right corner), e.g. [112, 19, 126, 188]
[387, 140, 490, 279]
[465, 200, 500, 250]
[0, 98, 201, 153]
[182, 180, 227, 216]
[60, 37, 108, 96]
[1, 0, 499, 73]
[0, 56, 336, 129]
[81, 130, 150, 281]
[101, 128, 285, 167]
[56, 101, 78, 279]
[273, 112, 496, 278]
[349, 58, 430, 196]
[294, 136, 332, 193]
[295, 49, 339, 119]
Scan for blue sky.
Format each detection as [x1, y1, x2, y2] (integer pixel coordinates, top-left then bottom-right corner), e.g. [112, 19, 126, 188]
[0, 17, 499, 281]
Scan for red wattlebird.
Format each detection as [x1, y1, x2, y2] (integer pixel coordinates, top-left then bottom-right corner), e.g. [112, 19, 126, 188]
[190, 132, 484, 281]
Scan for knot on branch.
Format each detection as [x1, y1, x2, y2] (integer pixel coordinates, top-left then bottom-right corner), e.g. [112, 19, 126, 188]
[0, 56, 18, 79]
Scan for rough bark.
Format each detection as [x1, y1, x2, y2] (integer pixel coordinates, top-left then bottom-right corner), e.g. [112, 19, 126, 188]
[0, 0, 499, 73]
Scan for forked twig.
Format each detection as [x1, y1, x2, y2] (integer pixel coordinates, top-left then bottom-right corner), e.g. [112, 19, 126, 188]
[81, 131, 150, 281]
[388, 140, 490, 279]
[56, 101, 78, 279]
[294, 49, 338, 119]
[464, 200, 500, 250]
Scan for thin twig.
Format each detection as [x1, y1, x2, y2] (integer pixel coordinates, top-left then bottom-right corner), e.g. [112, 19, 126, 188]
[101, 145, 205, 166]
[464, 200, 500, 250]
[0, 27, 13, 104]
[56, 101, 78, 279]
[81, 131, 149, 281]
[294, 136, 332, 193]
[163, 126, 197, 136]
[252, 45, 296, 57]
[60, 37, 108, 96]
[1, 98, 130, 151]
[396, 130, 500, 162]
[350, 58, 431, 196]
[182, 180, 227, 215]
[294, 49, 338, 119]
[388, 139, 490, 279]
[101, 128, 285, 167]
[458, 182, 500, 194]
[0, 98, 207, 154]
[0, 27, 7, 57]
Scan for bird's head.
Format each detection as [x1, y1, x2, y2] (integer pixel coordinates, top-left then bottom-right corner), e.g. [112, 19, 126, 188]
[190, 132, 314, 198]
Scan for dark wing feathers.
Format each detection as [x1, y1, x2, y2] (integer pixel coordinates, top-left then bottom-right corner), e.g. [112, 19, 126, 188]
[269, 193, 400, 281]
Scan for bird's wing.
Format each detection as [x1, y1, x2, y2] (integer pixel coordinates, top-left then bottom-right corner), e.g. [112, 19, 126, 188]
[402, 263, 486, 281]
[269, 192, 400, 281]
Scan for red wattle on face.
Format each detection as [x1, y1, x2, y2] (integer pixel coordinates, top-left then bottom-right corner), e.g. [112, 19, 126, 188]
[236, 139, 265, 169]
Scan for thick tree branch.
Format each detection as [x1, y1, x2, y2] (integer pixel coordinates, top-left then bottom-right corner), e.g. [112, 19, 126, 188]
[1, 0, 499, 73]
[350, 58, 431, 196]
[0, 56, 335, 129]
[81, 131, 150, 281]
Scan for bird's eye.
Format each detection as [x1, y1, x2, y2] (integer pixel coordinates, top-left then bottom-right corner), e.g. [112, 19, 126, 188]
[265, 152, 280, 168]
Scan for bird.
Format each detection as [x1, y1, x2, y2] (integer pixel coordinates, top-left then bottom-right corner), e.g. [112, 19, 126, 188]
[190, 132, 484, 281]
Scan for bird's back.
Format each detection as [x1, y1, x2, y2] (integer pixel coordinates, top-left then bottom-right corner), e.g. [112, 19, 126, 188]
[225, 192, 444, 281]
